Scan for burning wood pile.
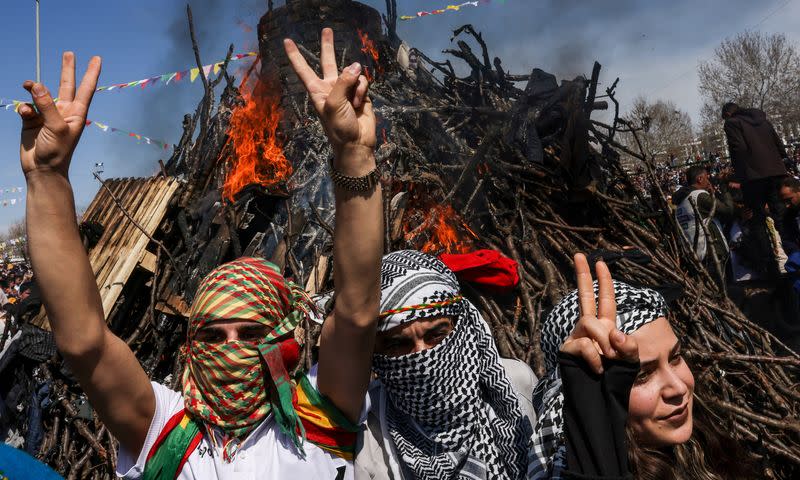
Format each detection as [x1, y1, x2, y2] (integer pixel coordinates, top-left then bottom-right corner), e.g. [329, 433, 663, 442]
[2, 0, 798, 478]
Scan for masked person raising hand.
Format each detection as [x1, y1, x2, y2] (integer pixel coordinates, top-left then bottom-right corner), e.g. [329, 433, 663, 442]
[19, 27, 382, 479]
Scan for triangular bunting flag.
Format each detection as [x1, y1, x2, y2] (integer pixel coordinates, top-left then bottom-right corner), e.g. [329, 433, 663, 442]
[190, 68, 200, 82]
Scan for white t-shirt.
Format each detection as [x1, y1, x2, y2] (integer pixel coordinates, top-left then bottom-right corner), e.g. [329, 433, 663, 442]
[117, 365, 366, 480]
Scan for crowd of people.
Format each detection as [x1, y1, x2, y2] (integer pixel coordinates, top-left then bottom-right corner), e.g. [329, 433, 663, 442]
[670, 103, 800, 351]
[0, 27, 785, 480]
[631, 146, 800, 199]
[0, 260, 41, 336]
[629, 153, 727, 197]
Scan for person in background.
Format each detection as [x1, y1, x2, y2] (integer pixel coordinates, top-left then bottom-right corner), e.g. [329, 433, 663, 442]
[673, 165, 733, 281]
[0, 280, 8, 307]
[779, 176, 800, 254]
[723, 102, 788, 276]
[529, 254, 759, 479]
[17, 27, 382, 479]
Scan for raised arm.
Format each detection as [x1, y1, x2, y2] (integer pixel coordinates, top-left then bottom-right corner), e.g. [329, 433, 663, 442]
[559, 254, 640, 478]
[284, 29, 382, 422]
[19, 53, 154, 454]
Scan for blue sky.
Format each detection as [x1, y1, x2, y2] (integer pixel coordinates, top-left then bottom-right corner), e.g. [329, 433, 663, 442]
[1, 0, 798, 233]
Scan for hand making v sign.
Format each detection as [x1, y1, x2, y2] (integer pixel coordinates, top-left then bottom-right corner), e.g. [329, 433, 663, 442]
[283, 28, 376, 175]
[560, 253, 640, 373]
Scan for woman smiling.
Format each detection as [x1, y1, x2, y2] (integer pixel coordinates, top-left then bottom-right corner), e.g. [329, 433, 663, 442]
[530, 253, 758, 480]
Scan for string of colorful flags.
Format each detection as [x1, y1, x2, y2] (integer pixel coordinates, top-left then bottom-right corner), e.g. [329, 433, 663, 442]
[85, 119, 172, 150]
[0, 187, 24, 195]
[91, 52, 257, 94]
[0, 198, 22, 208]
[0, 52, 259, 152]
[1, 51, 258, 108]
[400, 0, 503, 20]
[0, 100, 173, 151]
[1, 187, 25, 208]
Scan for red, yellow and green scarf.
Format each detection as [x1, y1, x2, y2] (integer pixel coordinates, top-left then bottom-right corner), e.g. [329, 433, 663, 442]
[181, 257, 315, 455]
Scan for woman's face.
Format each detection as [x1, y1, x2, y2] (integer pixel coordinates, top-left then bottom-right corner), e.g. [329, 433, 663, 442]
[627, 317, 695, 448]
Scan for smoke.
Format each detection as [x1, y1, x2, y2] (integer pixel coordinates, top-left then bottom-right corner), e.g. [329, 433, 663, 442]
[108, 0, 681, 178]
[120, 0, 265, 177]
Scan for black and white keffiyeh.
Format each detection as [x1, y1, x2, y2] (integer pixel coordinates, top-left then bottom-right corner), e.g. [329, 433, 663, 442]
[373, 250, 533, 480]
[528, 281, 668, 479]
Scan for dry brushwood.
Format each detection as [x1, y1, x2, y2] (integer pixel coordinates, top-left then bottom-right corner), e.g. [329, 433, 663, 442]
[2, 1, 798, 478]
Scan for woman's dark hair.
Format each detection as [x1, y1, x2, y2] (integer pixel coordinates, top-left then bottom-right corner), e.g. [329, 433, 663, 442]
[626, 391, 760, 480]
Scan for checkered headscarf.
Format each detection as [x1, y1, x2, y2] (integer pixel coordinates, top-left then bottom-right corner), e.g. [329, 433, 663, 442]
[182, 257, 318, 456]
[373, 250, 533, 479]
[528, 281, 667, 479]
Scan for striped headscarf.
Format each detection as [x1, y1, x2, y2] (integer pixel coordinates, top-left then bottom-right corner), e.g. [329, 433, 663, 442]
[181, 257, 318, 457]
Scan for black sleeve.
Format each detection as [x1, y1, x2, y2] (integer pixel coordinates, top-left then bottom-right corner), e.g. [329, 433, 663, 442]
[769, 121, 788, 159]
[724, 121, 747, 176]
[694, 191, 714, 218]
[714, 190, 735, 222]
[559, 352, 639, 480]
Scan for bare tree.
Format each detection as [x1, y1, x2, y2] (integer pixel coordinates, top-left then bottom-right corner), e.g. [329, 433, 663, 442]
[622, 96, 695, 164]
[2, 218, 27, 260]
[698, 31, 800, 127]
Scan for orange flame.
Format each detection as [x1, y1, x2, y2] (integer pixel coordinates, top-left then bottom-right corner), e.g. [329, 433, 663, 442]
[222, 78, 290, 202]
[357, 29, 382, 83]
[405, 204, 476, 254]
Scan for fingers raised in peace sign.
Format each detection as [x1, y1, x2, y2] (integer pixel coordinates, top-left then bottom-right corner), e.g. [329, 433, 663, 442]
[560, 253, 639, 373]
